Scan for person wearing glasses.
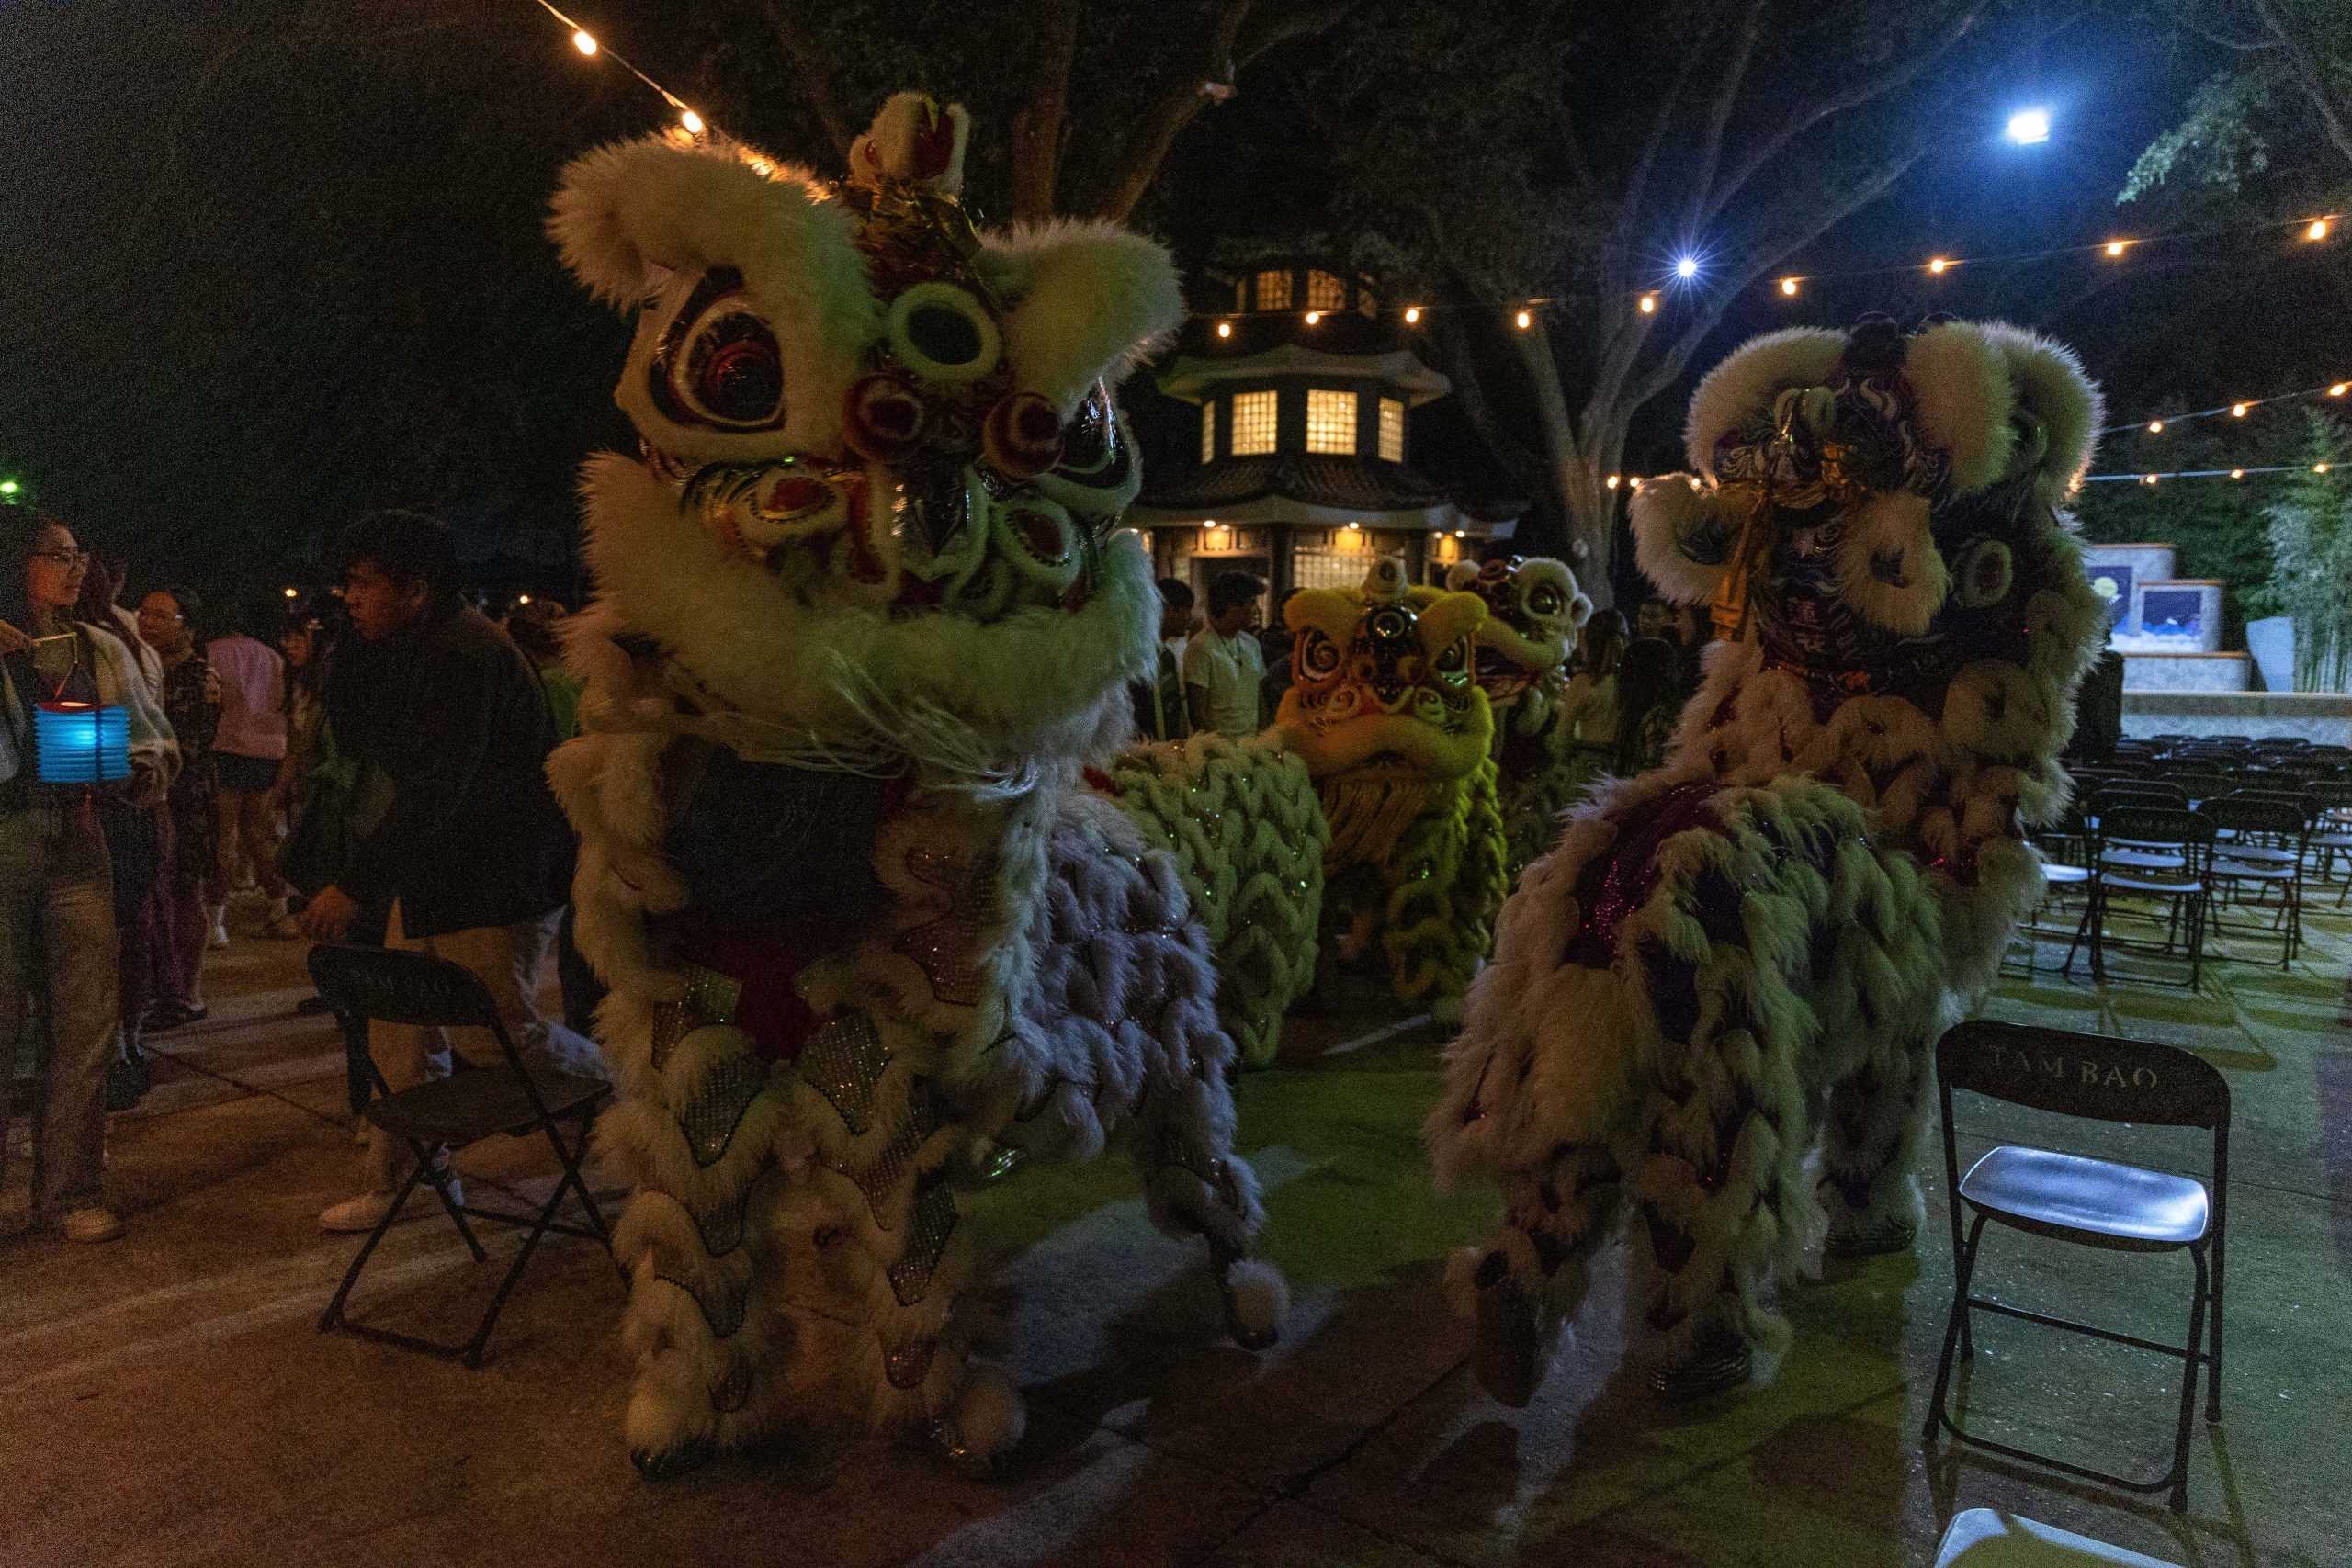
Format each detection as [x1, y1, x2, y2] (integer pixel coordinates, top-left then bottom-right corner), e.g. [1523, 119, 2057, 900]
[0, 513, 175, 1244]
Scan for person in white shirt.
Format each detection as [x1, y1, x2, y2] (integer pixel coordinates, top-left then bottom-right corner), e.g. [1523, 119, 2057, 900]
[1182, 570, 1267, 739]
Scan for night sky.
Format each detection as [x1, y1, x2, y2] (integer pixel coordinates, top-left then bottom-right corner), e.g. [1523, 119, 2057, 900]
[3, 2, 2346, 615]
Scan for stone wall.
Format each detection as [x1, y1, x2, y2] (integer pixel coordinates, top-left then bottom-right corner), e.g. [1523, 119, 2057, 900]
[2120, 690, 2352, 743]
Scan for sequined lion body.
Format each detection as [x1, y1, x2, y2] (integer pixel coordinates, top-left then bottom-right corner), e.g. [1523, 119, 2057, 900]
[546, 95, 1283, 1478]
[1272, 557, 1508, 1025]
[1427, 318, 2108, 1400]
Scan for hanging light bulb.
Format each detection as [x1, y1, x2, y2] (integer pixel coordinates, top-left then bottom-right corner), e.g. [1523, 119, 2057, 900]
[1779, 277, 1799, 296]
[1216, 320, 1232, 339]
[571, 28, 598, 55]
[2230, 468, 2245, 479]
[1674, 255, 1699, 279]
[1605, 474, 1621, 489]
[2232, 402, 2249, 417]
[1628, 476, 1643, 491]
[2309, 219, 2332, 242]
[2318, 463, 2334, 473]
[2104, 240, 2128, 257]
[1304, 310, 1322, 325]
[1515, 309, 1532, 329]
[1638, 293, 1657, 314]
[2147, 420, 2165, 434]
[679, 107, 706, 135]
[2142, 473, 2158, 485]
[2332, 382, 2348, 397]
[1928, 256, 1951, 275]
[1403, 305, 1422, 324]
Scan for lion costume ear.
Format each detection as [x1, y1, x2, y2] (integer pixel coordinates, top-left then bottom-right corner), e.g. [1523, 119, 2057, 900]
[548, 138, 858, 310]
[1977, 322, 2105, 505]
[983, 222, 1184, 419]
[1415, 590, 1488, 654]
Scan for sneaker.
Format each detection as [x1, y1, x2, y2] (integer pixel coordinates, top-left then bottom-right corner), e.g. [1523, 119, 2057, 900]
[62, 1207, 126, 1244]
[209, 914, 231, 949]
[319, 1179, 461, 1234]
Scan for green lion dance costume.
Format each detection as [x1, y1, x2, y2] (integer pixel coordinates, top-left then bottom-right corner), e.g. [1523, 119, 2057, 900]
[547, 94, 1283, 1480]
[1428, 316, 2108, 1401]
[1279, 557, 1510, 1025]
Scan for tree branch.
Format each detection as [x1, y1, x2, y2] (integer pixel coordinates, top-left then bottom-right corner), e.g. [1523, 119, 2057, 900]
[1683, 0, 1769, 232]
[2249, 0, 2352, 175]
[1011, 0, 1084, 222]
[1084, 0, 1353, 220]
[760, 1, 854, 162]
[1698, 0, 1992, 229]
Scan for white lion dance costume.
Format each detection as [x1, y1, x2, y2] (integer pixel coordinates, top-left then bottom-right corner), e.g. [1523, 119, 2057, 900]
[547, 95, 1283, 1479]
[1428, 316, 2107, 1402]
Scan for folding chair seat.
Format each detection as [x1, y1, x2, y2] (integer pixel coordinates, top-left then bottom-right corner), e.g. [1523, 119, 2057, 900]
[310, 943, 620, 1369]
[1925, 1021, 2229, 1513]
[1934, 1509, 2181, 1567]
[2088, 786, 2188, 874]
[2308, 781, 2352, 905]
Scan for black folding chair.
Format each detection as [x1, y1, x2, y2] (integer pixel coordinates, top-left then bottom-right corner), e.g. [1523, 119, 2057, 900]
[1925, 1021, 2228, 1512]
[310, 943, 618, 1368]
[2070, 805, 2211, 988]
[2199, 794, 2309, 967]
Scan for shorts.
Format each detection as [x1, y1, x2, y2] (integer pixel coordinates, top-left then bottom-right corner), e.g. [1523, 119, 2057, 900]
[213, 751, 280, 794]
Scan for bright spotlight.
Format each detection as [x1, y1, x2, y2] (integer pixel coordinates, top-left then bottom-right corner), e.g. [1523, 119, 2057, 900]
[1674, 255, 1698, 279]
[2006, 107, 2051, 145]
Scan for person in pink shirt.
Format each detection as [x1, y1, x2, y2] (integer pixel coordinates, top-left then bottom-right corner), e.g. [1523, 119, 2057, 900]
[205, 611, 291, 935]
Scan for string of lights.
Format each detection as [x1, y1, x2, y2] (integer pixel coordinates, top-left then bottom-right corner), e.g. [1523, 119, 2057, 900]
[518, 2, 2339, 341]
[2104, 378, 2350, 436]
[2084, 462, 2336, 485]
[531, 0, 709, 136]
[1201, 213, 2339, 333]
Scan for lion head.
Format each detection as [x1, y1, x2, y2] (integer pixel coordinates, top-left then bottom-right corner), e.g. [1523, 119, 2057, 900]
[1276, 557, 1493, 784]
[549, 94, 1181, 760]
[1435, 555, 1591, 716]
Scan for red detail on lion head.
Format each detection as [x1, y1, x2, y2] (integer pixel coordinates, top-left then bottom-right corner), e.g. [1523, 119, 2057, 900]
[843, 374, 926, 462]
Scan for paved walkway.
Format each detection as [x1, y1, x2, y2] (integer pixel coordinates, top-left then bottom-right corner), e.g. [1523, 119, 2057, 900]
[4, 891, 2347, 1566]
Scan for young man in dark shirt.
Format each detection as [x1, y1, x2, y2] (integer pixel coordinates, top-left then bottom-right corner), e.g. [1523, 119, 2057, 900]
[302, 510, 600, 1231]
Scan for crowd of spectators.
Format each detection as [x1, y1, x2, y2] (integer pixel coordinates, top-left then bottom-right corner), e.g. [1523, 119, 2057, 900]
[0, 508, 593, 1245]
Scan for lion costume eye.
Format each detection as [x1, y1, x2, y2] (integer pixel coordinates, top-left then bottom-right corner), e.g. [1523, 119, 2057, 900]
[1526, 583, 1564, 619]
[650, 267, 786, 432]
[1433, 638, 1470, 685]
[1299, 629, 1342, 681]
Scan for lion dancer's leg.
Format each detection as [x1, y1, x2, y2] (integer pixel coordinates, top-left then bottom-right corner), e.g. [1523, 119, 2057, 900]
[1448, 1142, 1627, 1405]
[1817, 1043, 1932, 1256]
[1384, 760, 1509, 1024]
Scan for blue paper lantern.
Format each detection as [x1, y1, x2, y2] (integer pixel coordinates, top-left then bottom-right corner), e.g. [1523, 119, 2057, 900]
[35, 701, 130, 784]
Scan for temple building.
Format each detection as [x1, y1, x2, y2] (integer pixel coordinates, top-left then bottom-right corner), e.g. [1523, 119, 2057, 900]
[1126, 259, 1521, 610]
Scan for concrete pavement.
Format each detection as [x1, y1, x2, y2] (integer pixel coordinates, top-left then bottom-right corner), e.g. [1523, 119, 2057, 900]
[4, 899, 2347, 1566]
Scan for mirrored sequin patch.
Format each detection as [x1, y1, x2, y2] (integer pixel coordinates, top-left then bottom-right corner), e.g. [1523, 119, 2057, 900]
[886, 1179, 959, 1306]
[800, 1010, 891, 1136]
[682, 964, 743, 1024]
[650, 1002, 687, 1073]
[681, 1054, 769, 1169]
[822, 1086, 940, 1230]
[710, 1359, 754, 1413]
[691, 1194, 747, 1258]
[657, 1269, 748, 1338]
[884, 1337, 937, 1390]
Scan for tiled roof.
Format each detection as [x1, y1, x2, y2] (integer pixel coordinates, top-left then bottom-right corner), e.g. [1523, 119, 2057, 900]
[1137, 454, 1455, 513]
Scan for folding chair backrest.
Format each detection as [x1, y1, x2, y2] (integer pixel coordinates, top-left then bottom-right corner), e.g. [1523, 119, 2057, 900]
[309, 943, 507, 1033]
[2093, 782, 2186, 812]
[2314, 781, 2352, 811]
[2169, 772, 2232, 805]
[2199, 796, 2308, 842]
[1938, 1020, 2229, 1130]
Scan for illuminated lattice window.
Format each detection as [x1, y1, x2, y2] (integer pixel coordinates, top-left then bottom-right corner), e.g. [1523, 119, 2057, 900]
[1306, 270, 1347, 311]
[1254, 270, 1292, 310]
[1358, 277, 1380, 318]
[1290, 548, 1362, 591]
[1230, 390, 1278, 456]
[1306, 389, 1356, 455]
[1199, 401, 1216, 464]
[1378, 398, 1406, 462]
